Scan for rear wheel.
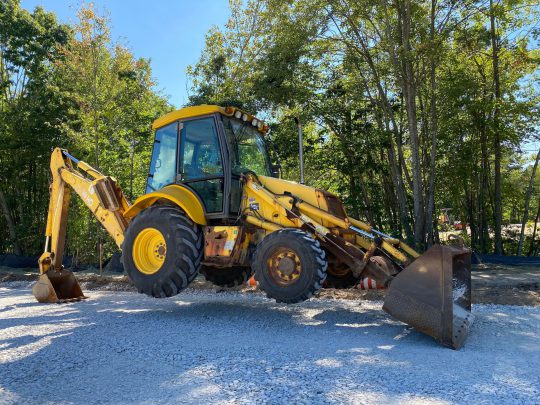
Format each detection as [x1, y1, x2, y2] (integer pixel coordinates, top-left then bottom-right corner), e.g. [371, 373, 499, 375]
[253, 229, 328, 304]
[325, 264, 357, 289]
[200, 265, 253, 288]
[122, 205, 203, 298]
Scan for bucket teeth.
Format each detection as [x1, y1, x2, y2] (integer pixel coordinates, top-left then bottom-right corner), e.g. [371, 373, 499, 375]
[383, 244, 473, 349]
[452, 304, 475, 349]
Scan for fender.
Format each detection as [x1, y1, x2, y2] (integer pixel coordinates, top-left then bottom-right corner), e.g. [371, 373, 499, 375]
[123, 184, 207, 225]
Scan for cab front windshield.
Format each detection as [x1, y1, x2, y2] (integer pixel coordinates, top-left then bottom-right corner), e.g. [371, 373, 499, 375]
[222, 116, 270, 176]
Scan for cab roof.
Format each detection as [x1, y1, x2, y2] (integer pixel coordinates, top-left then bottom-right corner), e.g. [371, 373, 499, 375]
[152, 105, 226, 130]
[152, 104, 267, 133]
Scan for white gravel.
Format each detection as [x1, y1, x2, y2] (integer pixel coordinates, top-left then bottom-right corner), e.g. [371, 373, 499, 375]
[0, 287, 539, 405]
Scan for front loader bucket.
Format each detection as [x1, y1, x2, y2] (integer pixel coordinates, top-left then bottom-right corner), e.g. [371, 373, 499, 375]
[32, 269, 86, 303]
[382, 245, 473, 349]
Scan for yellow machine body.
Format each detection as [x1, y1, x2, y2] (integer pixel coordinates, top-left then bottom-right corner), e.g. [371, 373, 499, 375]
[34, 105, 472, 349]
[124, 184, 207, 225]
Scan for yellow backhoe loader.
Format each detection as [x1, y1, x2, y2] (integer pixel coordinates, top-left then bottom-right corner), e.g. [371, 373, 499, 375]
[32, 105, 473, 349]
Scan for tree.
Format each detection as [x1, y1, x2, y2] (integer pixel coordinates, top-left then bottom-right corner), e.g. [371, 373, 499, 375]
[54, 4, 170, 264]
[186, 0, 269, 111]
[0, 0, 73, 255]
[188, 0, 540, 254]
[518, 146, 540, 255]
[0, 1, 169, 262]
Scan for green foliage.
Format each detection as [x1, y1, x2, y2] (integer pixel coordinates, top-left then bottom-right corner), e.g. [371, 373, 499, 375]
[0, 1, 169, 263]
[1, 0, 540, 260]
[0, 0, 74, 255]
[188, 0, 540, 253]
[55, 5, 171, 264]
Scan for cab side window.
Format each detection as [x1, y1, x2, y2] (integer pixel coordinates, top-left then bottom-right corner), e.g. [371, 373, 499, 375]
[146, 122, 178, 193]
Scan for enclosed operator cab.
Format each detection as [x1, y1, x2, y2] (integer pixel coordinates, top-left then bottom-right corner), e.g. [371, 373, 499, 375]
[146, 105, 275, 222]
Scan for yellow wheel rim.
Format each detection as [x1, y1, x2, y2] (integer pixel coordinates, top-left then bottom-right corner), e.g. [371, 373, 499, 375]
[132, 228, 167, 275]
[267, 247, 302, 286]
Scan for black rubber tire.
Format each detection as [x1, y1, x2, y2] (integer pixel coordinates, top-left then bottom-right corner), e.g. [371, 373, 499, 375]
[122, 205, 203, 298]
[253, 229, 328, 304]
[200, 265, 253, 288]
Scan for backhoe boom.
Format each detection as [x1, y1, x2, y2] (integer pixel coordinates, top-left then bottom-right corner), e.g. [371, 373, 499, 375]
[32, 148, 130, 303]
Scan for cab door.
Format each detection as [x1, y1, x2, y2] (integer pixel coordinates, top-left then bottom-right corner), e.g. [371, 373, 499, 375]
[178, 116, 225, 215]
[146, 121, 178, 193]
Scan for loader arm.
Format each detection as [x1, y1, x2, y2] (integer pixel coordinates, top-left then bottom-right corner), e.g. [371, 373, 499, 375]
[241, 173, 418, 284]
[33, 148, 130, 303]
[241, 173, 473, 349]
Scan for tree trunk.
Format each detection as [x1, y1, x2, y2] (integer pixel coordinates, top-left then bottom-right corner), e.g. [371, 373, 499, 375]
[0, 187, 22, 255]
[425, 0, 438, 247]
[399, 0, 424, 248]
[357, 173, 376, 227]
[387, 141, 414, 243]
[479, 119, 489, 252]
[396, 127, 413, 190]
[529, 197, 540, 256]
[518, 147, 540, 255]
[527, 199, 540, 256]
[380, 153, 399, 233]
[490, 0, 503, 255]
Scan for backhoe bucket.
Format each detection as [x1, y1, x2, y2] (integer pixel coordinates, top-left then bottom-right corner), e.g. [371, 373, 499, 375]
[382, 245, 473, 349]
[32, 269, 86, 303]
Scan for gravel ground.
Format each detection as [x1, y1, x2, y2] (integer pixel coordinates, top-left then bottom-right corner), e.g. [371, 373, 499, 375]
[2, 263, 539, 306]
[1, 287, 539, 404]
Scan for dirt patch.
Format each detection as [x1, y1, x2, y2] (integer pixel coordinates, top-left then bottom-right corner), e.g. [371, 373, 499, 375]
[0, 272, 37, 283]
[316, 283, 539, 306]
[1, 264, 538, 306]
[469, 263, 539, 306]
[79, 274, 135, 292]
[472, 286, 539, 306]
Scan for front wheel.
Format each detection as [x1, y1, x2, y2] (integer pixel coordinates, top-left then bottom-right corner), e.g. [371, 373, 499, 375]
[253, 229, 328, 304]
[122, 205, 203, 298]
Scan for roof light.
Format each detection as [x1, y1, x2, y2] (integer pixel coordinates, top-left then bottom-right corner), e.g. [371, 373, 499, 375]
[242, 113, 248, 122]
[252, 119, 259, 126]
[234, 111, 242, 119]
[225, 106, 234, 114]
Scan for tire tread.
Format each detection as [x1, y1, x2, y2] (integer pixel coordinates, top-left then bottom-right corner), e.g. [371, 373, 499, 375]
[253, 228, 328, 304]
[122, 205, 203, 298]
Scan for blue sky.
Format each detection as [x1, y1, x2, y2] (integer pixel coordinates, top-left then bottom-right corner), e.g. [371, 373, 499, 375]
[21, 0, 230, 108]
